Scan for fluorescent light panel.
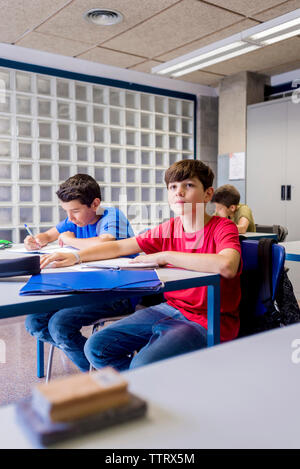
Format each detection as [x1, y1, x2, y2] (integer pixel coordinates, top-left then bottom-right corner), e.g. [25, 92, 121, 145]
[157, 41, 245, 75]
[249, 16, 300, 40]
[261, 27, 300, 45]
[152, 8, 300, 77]
[172, 45, 259, 77]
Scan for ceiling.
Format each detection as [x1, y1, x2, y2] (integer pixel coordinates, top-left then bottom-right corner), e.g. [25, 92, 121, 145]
[1, 0, 300, 87]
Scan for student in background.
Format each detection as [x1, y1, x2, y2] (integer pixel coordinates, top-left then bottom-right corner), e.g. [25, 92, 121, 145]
[25, 174, 136, 372]
[24, 173, 134, 250]
[40, 159, 242, 372]
[212, 184, 255, 234]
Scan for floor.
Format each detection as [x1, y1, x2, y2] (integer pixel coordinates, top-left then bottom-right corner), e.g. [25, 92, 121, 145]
[0, 315, 83, 407]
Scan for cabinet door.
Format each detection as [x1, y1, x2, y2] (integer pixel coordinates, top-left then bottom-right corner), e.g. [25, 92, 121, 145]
[286, 101, 300, 240]
[246, 101, 287, 227]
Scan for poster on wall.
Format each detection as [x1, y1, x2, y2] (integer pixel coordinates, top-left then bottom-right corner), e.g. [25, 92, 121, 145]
[229, 152, 245, 180]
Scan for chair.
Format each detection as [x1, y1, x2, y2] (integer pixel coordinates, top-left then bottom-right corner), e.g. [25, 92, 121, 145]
[238, 239, 286, 337]
[255, 224, 288, 242]
[45, 314, 129, 382]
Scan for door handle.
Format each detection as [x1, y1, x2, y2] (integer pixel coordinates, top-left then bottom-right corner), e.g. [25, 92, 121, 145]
[286, 185, 291, 200]
[281, 185, 286, 200]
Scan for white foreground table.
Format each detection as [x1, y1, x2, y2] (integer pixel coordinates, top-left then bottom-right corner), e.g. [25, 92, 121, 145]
[0, 322, 300, 449]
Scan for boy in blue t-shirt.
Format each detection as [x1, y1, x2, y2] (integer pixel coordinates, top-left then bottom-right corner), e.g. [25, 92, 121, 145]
[25, 174, 136, 372]
[24, 174, 134, 250]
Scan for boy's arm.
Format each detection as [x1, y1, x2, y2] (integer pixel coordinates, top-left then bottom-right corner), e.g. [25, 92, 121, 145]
[40, 237, 142, 269]
[24, 227, 59, 250]
[236, 217, 249, 234]
[131, 248, 240, 279]
[58, 232, 116, 249]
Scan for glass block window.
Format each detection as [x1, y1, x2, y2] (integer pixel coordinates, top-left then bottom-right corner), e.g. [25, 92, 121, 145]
[0, 66, 195, 241]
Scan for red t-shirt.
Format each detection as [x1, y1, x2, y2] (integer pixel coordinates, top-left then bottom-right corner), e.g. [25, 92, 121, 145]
[136, 216, 242, 342]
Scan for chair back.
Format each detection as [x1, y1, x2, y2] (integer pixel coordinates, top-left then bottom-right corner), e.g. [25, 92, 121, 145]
[239, 239, 285, 335]
[255, 224, 288, 242]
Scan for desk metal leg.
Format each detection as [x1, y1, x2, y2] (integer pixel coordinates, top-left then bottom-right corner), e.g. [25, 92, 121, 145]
[37, 340, 44, 378]
[207, 279, 220, 347]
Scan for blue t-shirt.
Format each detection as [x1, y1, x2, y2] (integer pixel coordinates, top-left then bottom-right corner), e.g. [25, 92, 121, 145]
[56, 207, 135, 240]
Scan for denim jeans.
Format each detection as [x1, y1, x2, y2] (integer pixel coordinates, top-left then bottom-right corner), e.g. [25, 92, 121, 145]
[25, 298, 135, 372]
[84, 302, 207, 371]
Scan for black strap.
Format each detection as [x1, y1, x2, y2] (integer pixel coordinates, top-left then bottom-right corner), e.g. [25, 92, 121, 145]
[258, 238, 277, 309]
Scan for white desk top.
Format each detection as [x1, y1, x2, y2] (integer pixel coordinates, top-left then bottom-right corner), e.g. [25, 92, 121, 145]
[242, 232, 277, 239]
[1, 323, 300, 449]
[280, 241, 300, 260]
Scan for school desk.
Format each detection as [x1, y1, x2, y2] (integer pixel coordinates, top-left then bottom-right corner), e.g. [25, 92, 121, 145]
[0, 247, 220, 377]
[280, 240, 300, 262]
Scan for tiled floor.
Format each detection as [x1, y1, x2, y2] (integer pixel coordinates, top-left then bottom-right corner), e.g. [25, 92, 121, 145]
[0, 315, 83, 407]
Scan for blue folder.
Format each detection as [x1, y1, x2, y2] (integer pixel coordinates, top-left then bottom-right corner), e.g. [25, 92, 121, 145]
[19, 270, 162, 296]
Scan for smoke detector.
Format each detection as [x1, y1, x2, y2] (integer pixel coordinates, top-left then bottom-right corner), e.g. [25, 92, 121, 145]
[83, 8, 123, 26]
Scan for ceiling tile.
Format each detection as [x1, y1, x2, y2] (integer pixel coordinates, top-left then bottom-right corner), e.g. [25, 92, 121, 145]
[202, 0, 288, 17]
[260, 59, 300, 76]
[16, 32, 91, 57]
[156, 18, 258, 61]
[129, 60, 163, 73]
[77, 47, 144, 68]
[0, 0, 70, 43]
[203, 37, 300, 75]
[102, 0, 243, 57]
[252, 0, 300, 21]
[176, 70, 224, 86]
[36, 0, 179, 45]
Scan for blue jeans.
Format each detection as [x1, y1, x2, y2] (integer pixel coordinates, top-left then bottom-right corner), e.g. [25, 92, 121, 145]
[84, 302, 207, 371]
[25, 299, 135, 372]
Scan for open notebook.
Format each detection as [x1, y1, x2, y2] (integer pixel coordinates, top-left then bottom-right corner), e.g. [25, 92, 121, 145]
[81, 257, 159, 271]
[10, 244, 77, 255]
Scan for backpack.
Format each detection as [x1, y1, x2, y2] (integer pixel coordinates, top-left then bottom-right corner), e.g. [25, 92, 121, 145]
[239, 237, 300, 337]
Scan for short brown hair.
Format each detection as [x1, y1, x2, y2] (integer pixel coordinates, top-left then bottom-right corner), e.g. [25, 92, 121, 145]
[164, 159, 214, 190]
[211, 184, 240, 207]
[56, 174, 101, 206]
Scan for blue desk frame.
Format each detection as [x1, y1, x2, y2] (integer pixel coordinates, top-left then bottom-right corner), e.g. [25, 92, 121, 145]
[0, 272, 220, 378]
[285, 253, 300, 262]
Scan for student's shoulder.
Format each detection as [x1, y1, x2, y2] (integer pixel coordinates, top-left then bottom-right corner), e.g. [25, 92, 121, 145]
[210, 215, 235, 228]
[100, 206, 126, 217]
[56, 217, 75, 230]
[211, 215, 239, 235]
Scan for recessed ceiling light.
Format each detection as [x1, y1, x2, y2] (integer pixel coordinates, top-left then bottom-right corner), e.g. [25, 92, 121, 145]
[83, 8, 123, 26]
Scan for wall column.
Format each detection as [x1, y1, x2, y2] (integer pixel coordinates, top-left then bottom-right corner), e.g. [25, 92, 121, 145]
[217, 71, 270, 201]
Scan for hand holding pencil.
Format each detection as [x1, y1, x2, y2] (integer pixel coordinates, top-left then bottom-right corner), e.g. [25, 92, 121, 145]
[24, 224, 43, 251]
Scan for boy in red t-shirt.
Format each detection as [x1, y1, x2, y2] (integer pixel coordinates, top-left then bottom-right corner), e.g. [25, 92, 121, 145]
[41, 159, 242, 370]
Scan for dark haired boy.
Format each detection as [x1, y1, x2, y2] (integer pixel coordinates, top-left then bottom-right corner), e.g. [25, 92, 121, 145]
[24, 173, 134, 250]
[212, 184, 255, 234]
[41, 159, 242, 371]
[25, 173, 136, 372]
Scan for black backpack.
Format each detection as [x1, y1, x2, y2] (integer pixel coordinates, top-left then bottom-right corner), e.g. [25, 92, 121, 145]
[239, 237, 300, 337]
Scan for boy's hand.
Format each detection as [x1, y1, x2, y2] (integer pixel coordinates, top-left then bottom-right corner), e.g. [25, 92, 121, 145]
[24, 235, 43, 251]
[40, 252, 78, 269]
[58, 231, 75, 247]
[129, 252, 168, 266]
